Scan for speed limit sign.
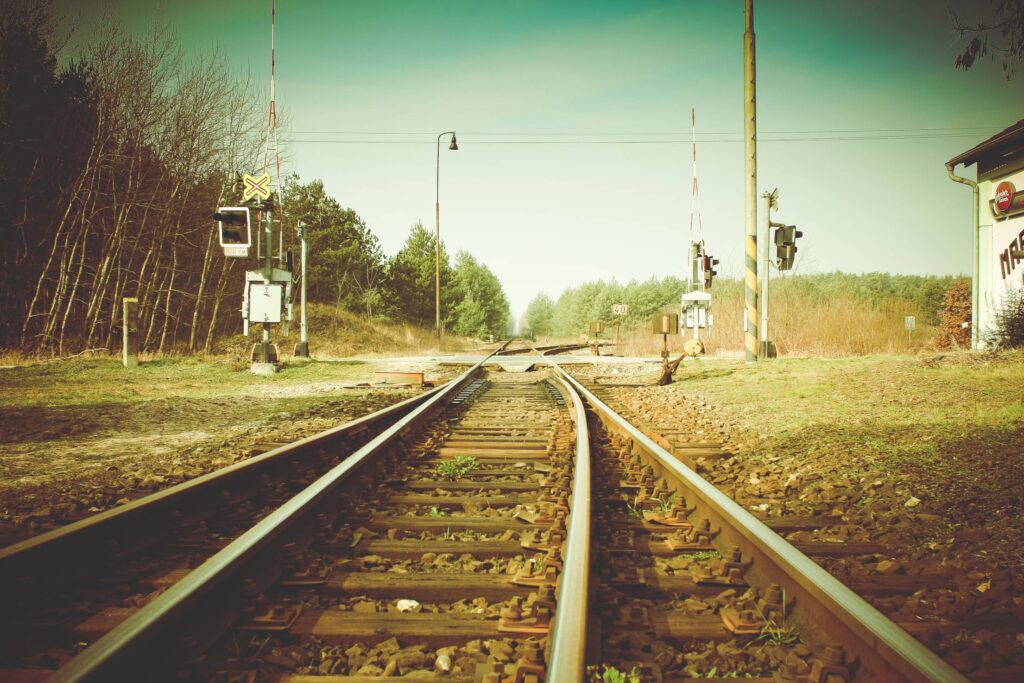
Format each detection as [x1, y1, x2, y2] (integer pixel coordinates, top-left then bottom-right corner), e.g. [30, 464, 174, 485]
[611, 304, 628, 315]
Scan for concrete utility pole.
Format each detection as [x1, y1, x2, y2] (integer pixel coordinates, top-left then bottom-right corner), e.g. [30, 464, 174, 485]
[743, 0, 759, 363]
[295, 220, 309, 357]
[259, 208, 274, 363]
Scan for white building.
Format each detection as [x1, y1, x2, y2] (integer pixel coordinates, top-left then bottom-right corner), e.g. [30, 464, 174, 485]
[947, 119, 1024, 348]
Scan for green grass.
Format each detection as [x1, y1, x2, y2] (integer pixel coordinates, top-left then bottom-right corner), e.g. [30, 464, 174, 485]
[0, 356, 370, 410]
[434, 456, 479, 481]
[675, 351, 1024, 533]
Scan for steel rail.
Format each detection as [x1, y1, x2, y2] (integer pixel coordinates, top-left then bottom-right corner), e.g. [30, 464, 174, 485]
[495, 342, 586, 356]
[51, 349, 504, 682]
[539, 343, 589, 356]
[550, 362, 968, 683]
[0, 381, 447, 606]
[545, 372, 591, 682]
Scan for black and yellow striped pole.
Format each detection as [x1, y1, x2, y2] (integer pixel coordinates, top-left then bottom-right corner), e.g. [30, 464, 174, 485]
[743, 0, 758, 363]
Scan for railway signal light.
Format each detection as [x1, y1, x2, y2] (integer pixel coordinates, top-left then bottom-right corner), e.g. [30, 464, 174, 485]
[702, 254, 720, 288]
[774, 225, 802, 271]
[212, 209, 250, 249]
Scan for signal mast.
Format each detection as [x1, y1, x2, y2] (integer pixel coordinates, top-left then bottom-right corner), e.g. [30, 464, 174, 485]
[681, 108, 715, 346]
[213, 0, 294, 373]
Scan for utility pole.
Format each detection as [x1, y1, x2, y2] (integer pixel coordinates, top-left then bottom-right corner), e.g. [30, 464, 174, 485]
[295, 220, 309, 358]
[259, 208, 274, 363]
[760, 189, 777, 357]
[435, 131, 458, 345]
[743, 0, 758, 363]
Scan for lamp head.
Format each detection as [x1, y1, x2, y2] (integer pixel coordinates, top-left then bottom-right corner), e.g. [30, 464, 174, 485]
[449, 133, 458, 151]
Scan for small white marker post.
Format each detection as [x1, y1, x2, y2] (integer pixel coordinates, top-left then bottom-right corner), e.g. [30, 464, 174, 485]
[122, 297, 139, 368]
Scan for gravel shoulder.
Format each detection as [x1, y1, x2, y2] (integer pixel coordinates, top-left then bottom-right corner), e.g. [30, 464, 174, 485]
[573, 350, 1024, 676]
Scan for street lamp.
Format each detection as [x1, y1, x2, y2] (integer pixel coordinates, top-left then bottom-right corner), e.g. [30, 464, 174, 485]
[436, 131, 457, 343]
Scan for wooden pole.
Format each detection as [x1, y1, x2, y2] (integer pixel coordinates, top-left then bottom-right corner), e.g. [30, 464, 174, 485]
[122, 297, 138, 368]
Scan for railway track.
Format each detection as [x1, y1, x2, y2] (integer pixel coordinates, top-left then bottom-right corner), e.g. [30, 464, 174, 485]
[0, 342, 973, 681]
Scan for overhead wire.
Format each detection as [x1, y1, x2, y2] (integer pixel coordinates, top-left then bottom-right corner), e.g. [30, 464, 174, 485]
[283, 131, 1002, 144]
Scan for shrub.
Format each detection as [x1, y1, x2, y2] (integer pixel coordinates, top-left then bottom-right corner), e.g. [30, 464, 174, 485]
[936, 280, 972, 349]
[988, 286, 1024, 349]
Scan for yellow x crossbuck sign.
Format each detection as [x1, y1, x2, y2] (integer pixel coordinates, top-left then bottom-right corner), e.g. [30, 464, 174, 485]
[242, 172, 272, 201]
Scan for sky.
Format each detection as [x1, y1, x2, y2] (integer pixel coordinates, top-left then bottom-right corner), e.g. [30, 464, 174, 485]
[54, 0, 1024, 320]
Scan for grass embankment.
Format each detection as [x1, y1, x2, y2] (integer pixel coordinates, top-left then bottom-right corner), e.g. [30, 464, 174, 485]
[0, 304, 483, 366]
[0, 355, 450, 540]
[677, 351, 1024, 555]
[290, 304, 480, 357]
[0, 356, 372, 410]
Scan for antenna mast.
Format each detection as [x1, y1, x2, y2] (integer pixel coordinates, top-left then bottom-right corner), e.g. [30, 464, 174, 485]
[689, 107, 703, 245]
[262, 0, 283, 211]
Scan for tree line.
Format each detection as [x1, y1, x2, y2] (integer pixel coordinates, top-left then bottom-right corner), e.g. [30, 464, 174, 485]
[524, 272, 964, 338]
[0, 5, 509, 354]
[284, 178, 510, 339]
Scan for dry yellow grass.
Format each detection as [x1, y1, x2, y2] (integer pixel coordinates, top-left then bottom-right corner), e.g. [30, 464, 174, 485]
[571, 291, 937, 358]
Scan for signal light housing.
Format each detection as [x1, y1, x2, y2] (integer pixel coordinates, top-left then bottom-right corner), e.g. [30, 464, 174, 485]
[701, 253, 720, 288]
[214, 207, 252, 248]
[774, 225, 802, 271]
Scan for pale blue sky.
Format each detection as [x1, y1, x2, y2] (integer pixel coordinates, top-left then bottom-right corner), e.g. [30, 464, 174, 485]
[56, 0, 1024, 317]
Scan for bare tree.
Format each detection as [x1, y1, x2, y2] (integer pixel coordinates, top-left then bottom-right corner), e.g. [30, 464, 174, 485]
[952, 0, 1024, 77]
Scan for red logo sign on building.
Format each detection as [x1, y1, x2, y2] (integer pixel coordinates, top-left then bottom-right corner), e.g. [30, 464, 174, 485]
[995, 181, 1015, 213]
